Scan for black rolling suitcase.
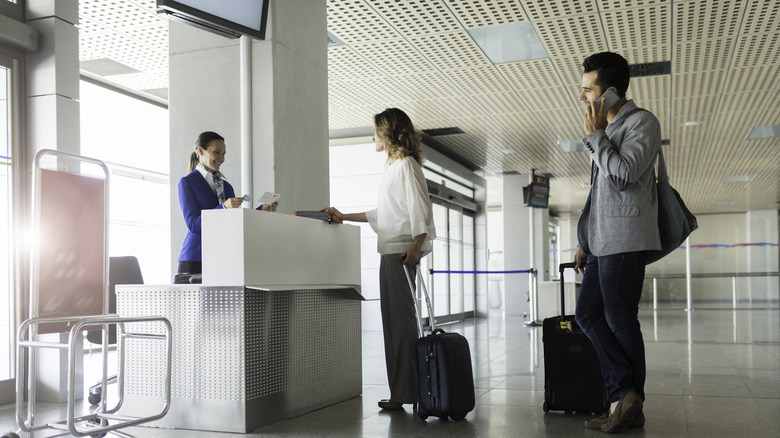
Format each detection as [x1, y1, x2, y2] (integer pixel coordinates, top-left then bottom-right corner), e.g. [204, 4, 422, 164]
[542, 262, 608, 414]
[403, 265, 475, 421]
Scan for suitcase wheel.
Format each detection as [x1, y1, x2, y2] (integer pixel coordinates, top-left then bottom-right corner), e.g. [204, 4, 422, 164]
[450, 413, 467, 420]
[418, 412, 429, 420]
[543, 401, 549, 413]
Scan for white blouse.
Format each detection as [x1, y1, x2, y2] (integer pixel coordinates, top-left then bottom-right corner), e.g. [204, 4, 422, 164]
[366, 156, 437, 255]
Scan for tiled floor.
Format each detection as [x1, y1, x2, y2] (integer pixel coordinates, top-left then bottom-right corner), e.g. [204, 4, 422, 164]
[2, 306, 779, 437]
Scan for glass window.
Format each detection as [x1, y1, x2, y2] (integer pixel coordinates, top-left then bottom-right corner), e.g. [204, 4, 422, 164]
[463, 214, 475, 312]
[431, 204, 449, 317]
[449, 209, 463, 314]
[79, 81, 170, 283]
[0, 65, 11, 380]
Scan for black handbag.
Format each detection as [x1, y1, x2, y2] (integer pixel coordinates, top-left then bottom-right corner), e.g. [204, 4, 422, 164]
[646, 148, 698, 264]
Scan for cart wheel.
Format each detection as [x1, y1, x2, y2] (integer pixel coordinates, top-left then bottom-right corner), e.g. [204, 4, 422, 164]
[88, 418, 108, 437]
[450, 413, 467, 420]
[543, 401, 549, 413]
[88, 393, 102, 405]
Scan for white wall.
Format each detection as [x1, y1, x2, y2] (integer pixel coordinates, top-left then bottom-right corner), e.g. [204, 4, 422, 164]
[328, 143, 386, 330]
[557, 210, 779, 306]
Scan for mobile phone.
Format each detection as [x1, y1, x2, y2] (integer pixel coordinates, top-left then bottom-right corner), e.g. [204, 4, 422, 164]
[593, 88, 619, 112]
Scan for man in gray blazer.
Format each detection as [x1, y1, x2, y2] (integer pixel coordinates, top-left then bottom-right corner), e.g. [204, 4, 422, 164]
[574, 52, 662, 433]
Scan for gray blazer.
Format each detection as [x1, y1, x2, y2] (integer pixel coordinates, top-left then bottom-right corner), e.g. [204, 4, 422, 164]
[577, 100, 662, 256]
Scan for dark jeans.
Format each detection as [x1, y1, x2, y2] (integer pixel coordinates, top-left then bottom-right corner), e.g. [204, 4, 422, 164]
[575, 251, 648, 403]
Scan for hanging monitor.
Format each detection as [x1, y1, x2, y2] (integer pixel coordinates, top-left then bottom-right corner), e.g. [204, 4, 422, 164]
[157, 0, 270, 40]
[523, 174, 549, 208]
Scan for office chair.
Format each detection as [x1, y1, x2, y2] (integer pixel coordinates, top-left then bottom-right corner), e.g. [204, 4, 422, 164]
[86, 255, 144, 405]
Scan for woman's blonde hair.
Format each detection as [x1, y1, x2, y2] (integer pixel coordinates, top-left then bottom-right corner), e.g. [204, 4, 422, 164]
[374, 108, 423, 165]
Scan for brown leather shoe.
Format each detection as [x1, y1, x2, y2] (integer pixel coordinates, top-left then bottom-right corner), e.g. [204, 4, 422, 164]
[585, 411, 645, 430]
[378, 399, 403, 410]
[601, 391, 643, 433]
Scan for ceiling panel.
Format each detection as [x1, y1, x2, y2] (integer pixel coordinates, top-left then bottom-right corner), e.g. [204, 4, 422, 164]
[77, 0, 780, 216]
[370, 0, 462, 36]
[534, 14, 607, 59]
[522, 0, 597, 21]
[408, 31, 492, 70]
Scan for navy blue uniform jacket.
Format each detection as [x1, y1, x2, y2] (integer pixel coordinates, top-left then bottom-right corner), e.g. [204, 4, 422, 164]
[177, 169, 235, 262]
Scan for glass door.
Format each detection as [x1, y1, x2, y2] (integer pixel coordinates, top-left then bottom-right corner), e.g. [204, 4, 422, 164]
[425, 202, 476, 323]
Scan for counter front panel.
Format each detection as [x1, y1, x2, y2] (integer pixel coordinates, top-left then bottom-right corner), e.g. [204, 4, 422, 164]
[117, 285, 362, 433]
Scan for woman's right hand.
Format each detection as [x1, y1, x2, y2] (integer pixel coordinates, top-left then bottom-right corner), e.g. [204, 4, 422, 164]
[261, 201, 279, 212]
[222, 197, 244, 209]
[320, 207, 343, 221]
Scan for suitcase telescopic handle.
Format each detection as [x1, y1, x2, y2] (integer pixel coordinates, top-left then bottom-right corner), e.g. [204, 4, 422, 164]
[559, 261, 576, 273]
[403, 264, 435, 337]
[558, 262, 576, 317]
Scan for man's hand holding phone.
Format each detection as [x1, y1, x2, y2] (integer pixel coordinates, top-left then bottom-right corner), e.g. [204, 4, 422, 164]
[584, 88, 619, 135]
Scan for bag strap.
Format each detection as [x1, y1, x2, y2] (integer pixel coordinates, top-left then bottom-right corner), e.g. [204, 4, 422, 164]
[606, 107, 645, 136]
[656, 146, 670, 183]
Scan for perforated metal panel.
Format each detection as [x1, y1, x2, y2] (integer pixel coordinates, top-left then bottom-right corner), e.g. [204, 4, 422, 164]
[117, 284, 362, 430]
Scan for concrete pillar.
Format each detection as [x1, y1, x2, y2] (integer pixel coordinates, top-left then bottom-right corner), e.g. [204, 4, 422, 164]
[25, 0, 80, 159]
[24, 0, 82, 402]
[168, 0, 328, 273]
[746, 210, 779, 303]
[502, 174, 549, 318]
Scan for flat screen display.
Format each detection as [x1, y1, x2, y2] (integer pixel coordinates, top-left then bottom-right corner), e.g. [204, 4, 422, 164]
[157, 0, 270, 40]
[523, 175, 549, 208]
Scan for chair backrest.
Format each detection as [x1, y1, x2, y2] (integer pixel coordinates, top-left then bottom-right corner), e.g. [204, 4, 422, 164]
[86, 256, 144, 345]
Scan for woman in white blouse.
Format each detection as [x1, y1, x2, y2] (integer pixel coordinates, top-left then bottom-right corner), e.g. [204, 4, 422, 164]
[323, 108, 436, 411]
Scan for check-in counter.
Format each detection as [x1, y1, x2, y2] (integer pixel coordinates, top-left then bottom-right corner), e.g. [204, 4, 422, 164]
[116, 209, 362, 433]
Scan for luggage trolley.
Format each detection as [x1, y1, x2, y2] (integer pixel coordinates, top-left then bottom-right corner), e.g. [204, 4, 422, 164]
[13, 149, 172, 437]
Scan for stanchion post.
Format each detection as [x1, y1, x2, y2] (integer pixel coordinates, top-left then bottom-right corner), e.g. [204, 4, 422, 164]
[524, 269, 542, 326]
[653, 277, 658, 310]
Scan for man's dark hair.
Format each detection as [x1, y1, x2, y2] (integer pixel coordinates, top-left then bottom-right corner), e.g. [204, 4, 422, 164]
[582, 52, 630, 98]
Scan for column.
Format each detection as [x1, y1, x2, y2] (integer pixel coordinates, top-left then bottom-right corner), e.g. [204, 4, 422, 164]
[746, 210, 779, 303]
[167, 0, 328, 273]
[24, 0, 82, 402]
[502, 174, 549, 318]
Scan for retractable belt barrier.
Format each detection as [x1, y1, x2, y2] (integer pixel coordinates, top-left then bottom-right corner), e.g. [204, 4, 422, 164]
[428, 269, 541, 326]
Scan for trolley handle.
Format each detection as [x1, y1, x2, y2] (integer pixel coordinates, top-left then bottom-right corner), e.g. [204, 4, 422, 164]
[402, 264, 435, 337]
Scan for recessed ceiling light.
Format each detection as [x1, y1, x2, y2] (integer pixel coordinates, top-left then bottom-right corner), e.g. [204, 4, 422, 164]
[747, 124, 780, 139]
[557, 139, 585, 153]
[723, 175, 754, 183]
[502, 149, 515, 154]
[468, 22, 548, 63]
[683, 121, 702, 127]
[80, 58, 140, 76]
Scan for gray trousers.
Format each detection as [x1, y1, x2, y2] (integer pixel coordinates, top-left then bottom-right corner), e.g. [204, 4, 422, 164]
[379, 254, 419, 403]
